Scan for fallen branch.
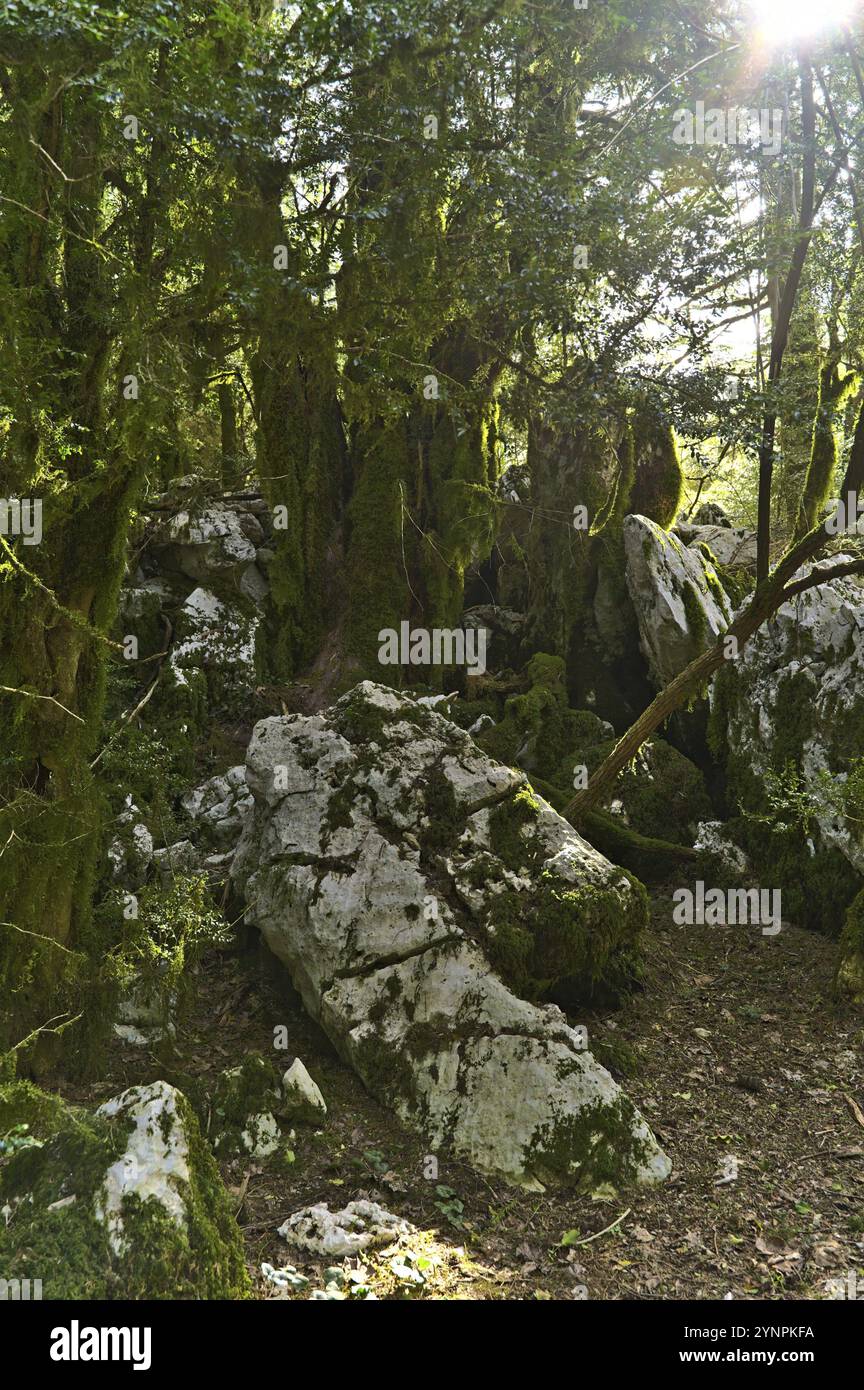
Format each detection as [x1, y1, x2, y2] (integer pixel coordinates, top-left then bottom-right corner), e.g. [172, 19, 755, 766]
[843, 1093, 864, 1129]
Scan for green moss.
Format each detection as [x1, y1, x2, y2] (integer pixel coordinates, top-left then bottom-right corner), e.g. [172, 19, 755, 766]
[212, 1054, 283, 1130]
[836, 889, 864, 1002]
[526, 1094, 655, 1189]
[343, 392, 499, 685]
[422, 763, 461, 853]
[210, 1054, 285, 1158]
[477, 652, 590, 779]
[796, 359, 857, 541]
[487, 786, 540, 866]
[711, 663, 863, 933]
[589, 1034, 640, 1079]
[616, 740, 713, 845]
[525, 774, 701, 883]
[256, 346, 345, 682]
[483, 871, 646, 1009]
[0, 1078, 70, 1141]
[681, 579, 709, 645]
[444, 695, 503, 731]
[333, 682, 440, 751]
[87, 874, 231, 1063]
[699, 555, 733, 622]
[476, 784, 648, 1007]
[0, 1081, 249, 1299]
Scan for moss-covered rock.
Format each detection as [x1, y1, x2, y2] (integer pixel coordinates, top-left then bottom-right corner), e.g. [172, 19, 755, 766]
[708, 576, 864, 934]
[836, 889, 864, 1003]
[477, 652, 711, 848]
[0, 1079, 249, 1299]
[463, 786, 647, 1007]
[231, 681, 670, 1189]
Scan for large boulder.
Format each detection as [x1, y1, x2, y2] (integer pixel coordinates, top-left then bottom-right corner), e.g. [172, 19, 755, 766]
[710, 570, 864, 938]
[149, 498, 269, 607]
[0, 1079, 249, 1299]
[624, 514, 732, 687]
[231, 682, 670, 1190]
[674, 520, 757, 573]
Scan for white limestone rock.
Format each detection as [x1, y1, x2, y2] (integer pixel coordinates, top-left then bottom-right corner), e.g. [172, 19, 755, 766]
[95, 1082, 191, 1256]
[624, 513, 731, 687]
[674, 521, 757, 572]
[181, 765, 253, 850]
[232, 681, 670, 1190]
[168, 587, 258, 705]
[278, 1200, 412, 1258]
[281, 1059, 327, 1124]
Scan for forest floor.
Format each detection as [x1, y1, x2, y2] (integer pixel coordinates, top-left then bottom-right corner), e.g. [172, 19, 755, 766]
[63, 890, 864, 1301]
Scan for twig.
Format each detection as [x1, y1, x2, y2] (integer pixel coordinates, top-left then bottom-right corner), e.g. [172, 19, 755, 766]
[0, 685, 84, 723]
[9, 1012, 82, 1054]
[564, 1208, 632, 1247]
[0, 921, 75, 954]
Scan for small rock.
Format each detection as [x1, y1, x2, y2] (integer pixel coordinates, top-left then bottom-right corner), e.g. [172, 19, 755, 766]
[278, 1200, 413, 1258]
[281, 1059, 327, 1124]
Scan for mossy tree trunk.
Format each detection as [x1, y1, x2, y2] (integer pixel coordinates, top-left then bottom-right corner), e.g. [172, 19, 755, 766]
[794, 341, 857, 542]
[0, 76, 150, 1069]
[343, 338, 502, 682]
[0, 8, 256, 1068]
[525, 400, 682, 726]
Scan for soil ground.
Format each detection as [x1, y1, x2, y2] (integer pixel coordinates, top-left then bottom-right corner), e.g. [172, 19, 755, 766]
[64, 890, 864, 1301]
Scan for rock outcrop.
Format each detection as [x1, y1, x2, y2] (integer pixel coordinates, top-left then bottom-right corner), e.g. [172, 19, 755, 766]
[623, 514, 732, 688]
[710, 569, 864, 941]
[232, 682, 670, 1190]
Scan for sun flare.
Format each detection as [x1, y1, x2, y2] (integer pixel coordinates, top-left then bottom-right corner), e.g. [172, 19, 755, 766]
[750, 0, 855, 41]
